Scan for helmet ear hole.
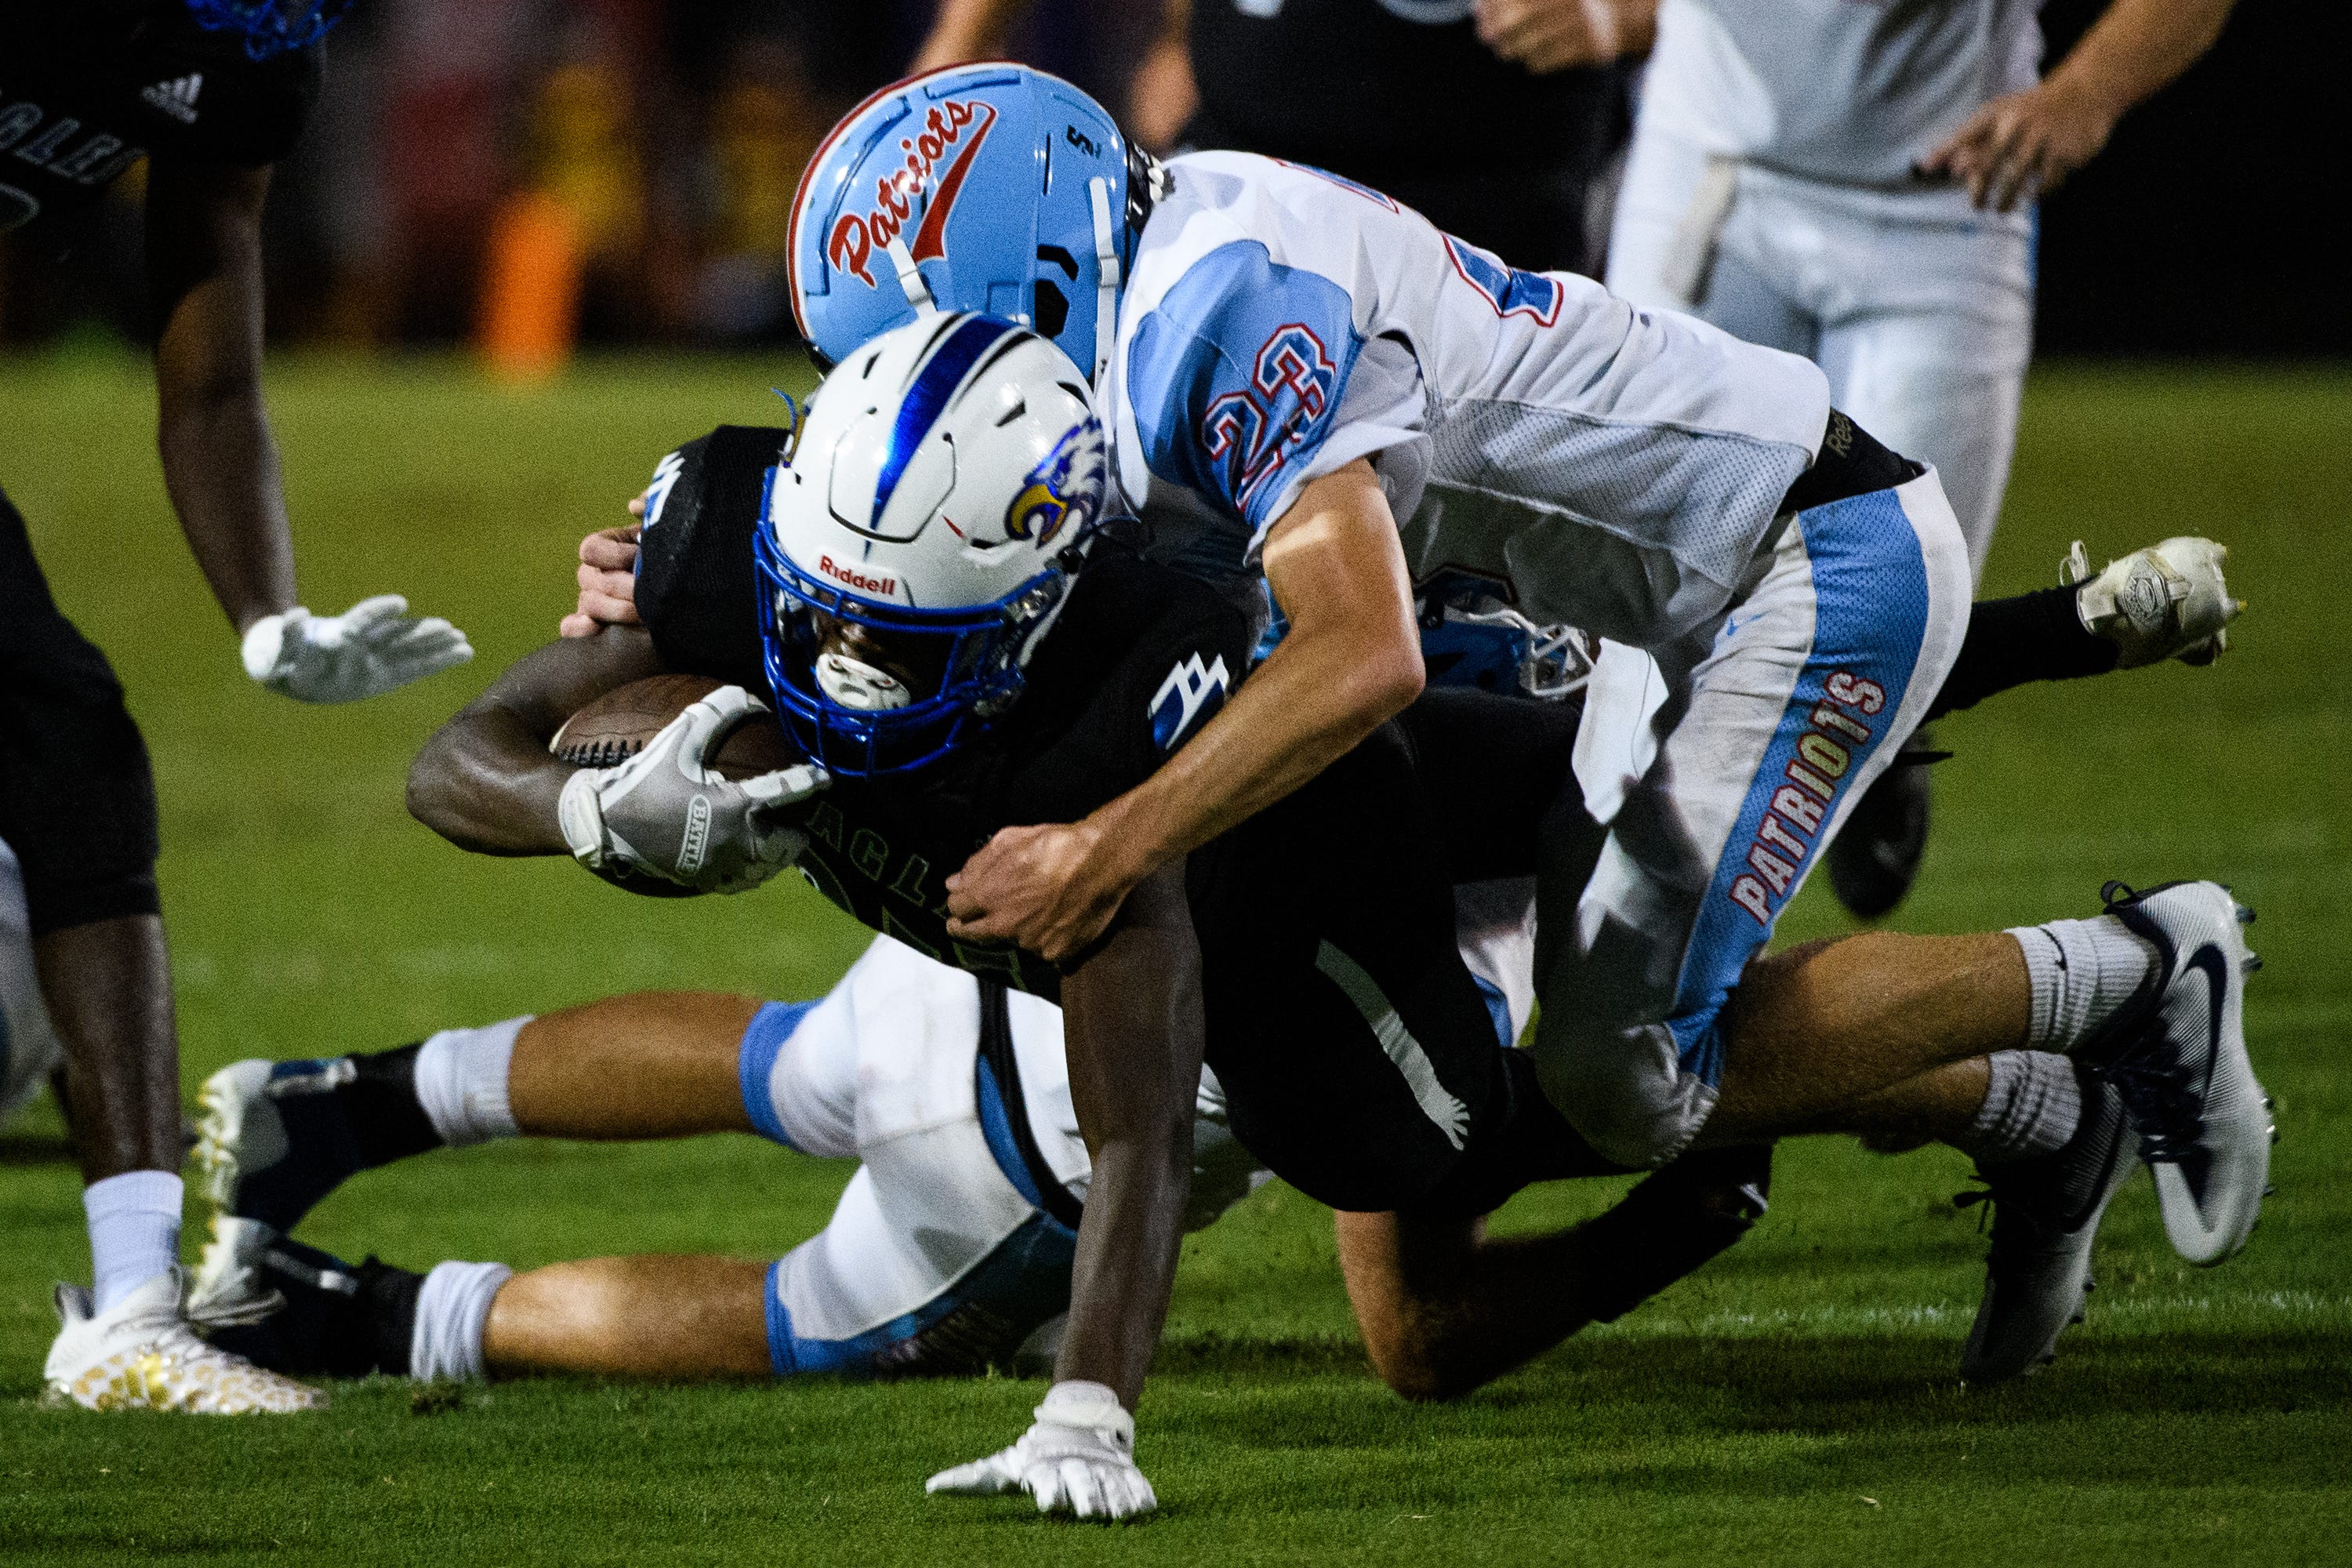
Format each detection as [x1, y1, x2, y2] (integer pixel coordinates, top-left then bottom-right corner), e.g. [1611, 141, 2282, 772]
[1032, 279, 1069, 341]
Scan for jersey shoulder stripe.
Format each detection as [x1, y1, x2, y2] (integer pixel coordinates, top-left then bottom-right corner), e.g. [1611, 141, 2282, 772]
[1125, 238, 1362, 534]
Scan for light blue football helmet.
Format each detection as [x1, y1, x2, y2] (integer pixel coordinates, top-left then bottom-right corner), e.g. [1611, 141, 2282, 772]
[788, 64, 1147, 386]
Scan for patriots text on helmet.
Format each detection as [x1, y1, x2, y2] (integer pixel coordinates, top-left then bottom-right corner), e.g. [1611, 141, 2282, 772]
[826, 100, 997, 291]
[817, 555, 900, 598]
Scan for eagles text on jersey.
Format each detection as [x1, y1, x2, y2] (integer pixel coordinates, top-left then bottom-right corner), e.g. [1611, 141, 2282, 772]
[0, 5, 321, 237]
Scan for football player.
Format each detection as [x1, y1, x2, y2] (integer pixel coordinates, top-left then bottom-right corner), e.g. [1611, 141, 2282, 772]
[1606, 0, 2240, 916]
[775, 69, 2268, 1511]
[913, 0, 1650, 275]
[523, 332, 2230, 1515]
[179, 916, 1769, 1401]
[5, 0, 471, 1413]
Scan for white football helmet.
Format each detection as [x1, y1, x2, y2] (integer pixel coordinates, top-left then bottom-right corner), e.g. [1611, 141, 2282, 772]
[757, 311, 1108, 775]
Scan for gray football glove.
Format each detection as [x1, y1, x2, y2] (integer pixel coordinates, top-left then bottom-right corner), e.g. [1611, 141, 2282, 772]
[241, 596, 473, 703]
[557, 685, 826, 895]
[926, 1381, 1156, 1521]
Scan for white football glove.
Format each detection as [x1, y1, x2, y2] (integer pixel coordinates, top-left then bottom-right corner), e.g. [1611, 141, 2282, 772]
[241, 596, 473, 703]
[926, 1381, 1156, 1522]
[557, 684, 826, 895]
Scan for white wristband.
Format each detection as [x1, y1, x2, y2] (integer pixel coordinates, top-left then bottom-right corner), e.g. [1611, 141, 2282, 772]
[557, 768, 608, 867]
[1035, 1380, 1132, 1442]
[240, 612, 292, 681]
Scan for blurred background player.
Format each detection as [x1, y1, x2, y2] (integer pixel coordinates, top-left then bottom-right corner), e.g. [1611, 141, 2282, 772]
[4, 0, 472, 1413]
[1605, 0, 2240, 917]
[916, 0, 1656, 275]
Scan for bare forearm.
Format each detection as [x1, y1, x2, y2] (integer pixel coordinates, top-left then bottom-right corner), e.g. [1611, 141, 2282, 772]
[407, 708, 575, 855]
[1055, 862, 1203, 1407]
[147, 158, 296, 633]
[1091, 627, 1416, 883]
[913, 0, 1033, 68]
[158, 383, 295, 632]
[408, 628, 663, 853]
[2051, 0, 2234, 121]
[1091, 465, 1422, 884]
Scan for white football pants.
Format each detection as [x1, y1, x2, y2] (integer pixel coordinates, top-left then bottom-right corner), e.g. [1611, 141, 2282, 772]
[1607, 125, 2035, 583]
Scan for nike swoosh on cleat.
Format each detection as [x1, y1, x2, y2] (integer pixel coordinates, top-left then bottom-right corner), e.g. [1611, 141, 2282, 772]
[2164, 942, 2229, 1206]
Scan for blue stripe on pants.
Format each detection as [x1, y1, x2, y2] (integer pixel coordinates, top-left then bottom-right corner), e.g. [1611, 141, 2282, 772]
[764, 1214, 1077, 1377]
[738, 1000, 818, 1148]
[1665, 486, 1933, 1087]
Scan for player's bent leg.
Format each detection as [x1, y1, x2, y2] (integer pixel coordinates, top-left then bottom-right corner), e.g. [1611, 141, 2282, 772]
[1705, 931, 2030, 1137]
[190, 1223, 769, 1382]
[485, 1256, 772, 1378]
[1533, 457, 1973, 1166]
[509, 991, 764, 1138]
[1337, 1144, 1772, 1401]
[194, 991, 798, 1241]
[1798, 1049, 2137, 1380]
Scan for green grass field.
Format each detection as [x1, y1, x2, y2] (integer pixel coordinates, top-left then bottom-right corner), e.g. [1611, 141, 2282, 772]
[0, 352, 2347, 1565]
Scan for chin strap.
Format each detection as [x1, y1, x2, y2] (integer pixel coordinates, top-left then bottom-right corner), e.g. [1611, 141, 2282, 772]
[886, 235, 938, 317]
[1087, 176, 1122, 389]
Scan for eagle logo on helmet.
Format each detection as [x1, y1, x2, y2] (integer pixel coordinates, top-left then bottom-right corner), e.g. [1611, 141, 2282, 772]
[1004, 419, 1107, 546]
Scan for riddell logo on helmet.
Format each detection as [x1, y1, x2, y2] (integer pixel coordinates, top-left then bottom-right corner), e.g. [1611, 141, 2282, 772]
[818, 555, 898, 597]
[827, 100, 998, 291]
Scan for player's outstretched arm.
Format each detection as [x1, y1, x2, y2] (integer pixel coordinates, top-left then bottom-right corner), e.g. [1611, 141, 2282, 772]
[408, 629, 667, 855]
[146, 157, 471, 700]
[912, 0, 1036, 71]
[1918, 0, 2236, 210]
[1335, 1145, 1771, 1401]
[929, 860, 1202, 1521]
[947, 459, 1422, 963]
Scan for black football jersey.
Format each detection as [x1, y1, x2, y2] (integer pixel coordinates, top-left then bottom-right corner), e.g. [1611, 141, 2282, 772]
[634, 426, 1254, 1000]
[1186, 0, 1626, 175]
[0, 2, 320, 238]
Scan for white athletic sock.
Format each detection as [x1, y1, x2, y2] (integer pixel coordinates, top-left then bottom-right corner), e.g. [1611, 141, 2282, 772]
[412, 1017, 529, 1146]
[409, 1259, 513, 1382]
[2005, 916, 2158, 1051]
[1967, 1051, 2082, 1164]
[84, 1170, 183, 1315]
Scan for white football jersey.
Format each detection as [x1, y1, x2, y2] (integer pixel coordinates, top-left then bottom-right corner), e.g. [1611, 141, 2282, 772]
[1639, 0, 2045, 191]
[1103, 153, 1830, 647]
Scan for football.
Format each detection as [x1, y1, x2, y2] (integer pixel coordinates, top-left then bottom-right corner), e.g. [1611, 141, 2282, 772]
[548, 674, 798, 779]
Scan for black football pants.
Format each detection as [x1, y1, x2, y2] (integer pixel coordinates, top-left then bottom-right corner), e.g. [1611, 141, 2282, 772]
[0, 482, 162, 935]
[1189, 688, 1621, 1216]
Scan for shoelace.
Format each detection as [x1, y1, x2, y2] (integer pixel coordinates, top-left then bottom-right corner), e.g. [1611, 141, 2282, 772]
[1953, 1181, 2063, 1270]
[2103, 1047, 2204, 1165]
[2092, 880, 2206, 1166]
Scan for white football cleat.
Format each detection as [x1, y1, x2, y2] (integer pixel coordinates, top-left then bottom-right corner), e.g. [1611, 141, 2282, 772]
[2093, 880, 2271, 1265]
[42, 1267, 325, 1414]
[1958, 1070, 2139, 1382]
[2065, 537, 2242, 669]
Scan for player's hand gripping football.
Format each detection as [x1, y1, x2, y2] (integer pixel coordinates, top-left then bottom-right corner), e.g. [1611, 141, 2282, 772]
[926, 1381, 1157, 1522]
[241, 596, 473, 703]
[557, 685, 828, 895]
